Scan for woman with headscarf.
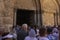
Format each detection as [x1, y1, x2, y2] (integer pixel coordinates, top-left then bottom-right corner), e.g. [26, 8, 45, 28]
[24, 29, 37, 40]
[52, 28, 59, 40]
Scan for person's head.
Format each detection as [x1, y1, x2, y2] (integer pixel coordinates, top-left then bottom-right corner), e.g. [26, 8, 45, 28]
[52, 28, 59, 33]
[17, 25, 20, 27]
[52, 28, 59, 38]
[58, 25, 60, 31]
[30, 25, 38, 30]
[39, 27, 47, 37]
[33, 25, 38, 29]
[22, 24, 28, 31]
[29, 29, 36, 37]
[47, 27, 53, 34]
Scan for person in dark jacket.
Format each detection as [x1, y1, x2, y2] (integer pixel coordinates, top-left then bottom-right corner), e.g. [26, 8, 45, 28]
[17, 24, 28, 40]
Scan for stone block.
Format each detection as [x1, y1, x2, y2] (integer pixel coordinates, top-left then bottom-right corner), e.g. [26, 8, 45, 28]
[42, 12, 54, 26]
[2, 17, 13, 24]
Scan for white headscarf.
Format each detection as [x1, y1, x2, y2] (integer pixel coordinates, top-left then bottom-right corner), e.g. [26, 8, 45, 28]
[29, 29, 36, 37]
[52, 28, 59, 40]
[52, 28, 59, 33]
[3, 34, 13, 39]
[24, 29, 37, 40]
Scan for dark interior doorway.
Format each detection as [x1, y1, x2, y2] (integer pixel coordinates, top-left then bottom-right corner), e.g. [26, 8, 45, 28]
[16, 9, 34, 26]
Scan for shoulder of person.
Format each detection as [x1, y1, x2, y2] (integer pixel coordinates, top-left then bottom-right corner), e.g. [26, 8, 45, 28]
[39, 37, 49, 40]
[24, 36, 30, 40]
[25, 36, 38, 40]
[45, 38, 49, 40]
[34, 37, 38, 40]
[42, 37, 49, 40]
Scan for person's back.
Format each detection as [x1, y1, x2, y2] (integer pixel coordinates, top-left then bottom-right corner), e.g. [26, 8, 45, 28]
[25, 36, 37, 40]
[52, 33, 59, 40]
[47, 34, 55, 40]
[39, 27, 49, 40]
[39, 36, 49, 40]
[47, 27, 55, 40]
[24, 29, 37, 40]
[18, 29, 28, 40]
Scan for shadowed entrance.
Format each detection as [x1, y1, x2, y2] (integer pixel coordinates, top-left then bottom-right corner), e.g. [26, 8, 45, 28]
[16, 9, 34, 26]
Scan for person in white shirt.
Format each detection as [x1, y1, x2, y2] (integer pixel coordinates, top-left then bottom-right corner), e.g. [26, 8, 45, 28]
[38, 27, 49, 40]
[24, 29, 37, 40]
[3, 33, 13, 40]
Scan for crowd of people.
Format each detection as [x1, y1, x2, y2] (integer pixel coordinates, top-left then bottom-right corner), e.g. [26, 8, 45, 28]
[0, 24, 60, 40]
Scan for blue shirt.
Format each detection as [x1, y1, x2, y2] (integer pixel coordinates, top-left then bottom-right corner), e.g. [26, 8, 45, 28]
[47, 34, 55, 40]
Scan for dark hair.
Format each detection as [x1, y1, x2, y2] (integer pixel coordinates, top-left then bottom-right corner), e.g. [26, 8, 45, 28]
[47, 27, 53, 34]
[58, 25, 60, 30]
[30, 25, 38, 29]
[39, 27, 47, 36]
[30, 25, 38, 33]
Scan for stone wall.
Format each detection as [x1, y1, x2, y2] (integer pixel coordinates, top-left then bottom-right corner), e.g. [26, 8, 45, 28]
[42, 13, 54, 26]
[41, 0, 59, 26]
[0, 0, 16, 32]
[0, 0, 36, 32]
[0, 0, 60, 32]
[16, 0, 36, 10]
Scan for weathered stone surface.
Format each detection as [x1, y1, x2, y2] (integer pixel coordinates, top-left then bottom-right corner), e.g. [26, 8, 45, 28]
[41, 0, 60, 26]
[58, 16, 60, 25]
[2, 17, 13, 24]
[42, 12, 54, 26]
[16, 0, 36, 10]
[0, 0, 60, 32]
[0, 0, 15, 32]
[40, 0, 59, 13]
[0, 0, 5, 11]
[0, 17, 3, 27]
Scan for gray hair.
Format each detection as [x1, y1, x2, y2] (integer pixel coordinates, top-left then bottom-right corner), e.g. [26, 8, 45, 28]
[22, 24, 28, 27]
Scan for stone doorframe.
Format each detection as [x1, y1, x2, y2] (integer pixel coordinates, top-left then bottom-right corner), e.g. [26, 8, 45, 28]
[13, 8, 41, 26]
